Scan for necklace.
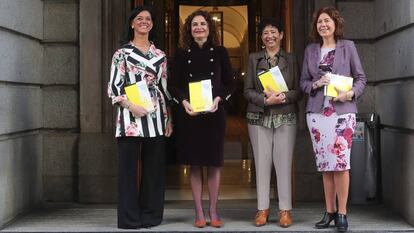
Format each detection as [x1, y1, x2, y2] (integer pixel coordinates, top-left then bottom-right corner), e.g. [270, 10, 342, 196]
[132, 40, 150, 47]
[132, 40, 151, 54]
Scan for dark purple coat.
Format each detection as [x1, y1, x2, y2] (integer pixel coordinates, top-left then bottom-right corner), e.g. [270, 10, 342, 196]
[300, 39, 367, 114]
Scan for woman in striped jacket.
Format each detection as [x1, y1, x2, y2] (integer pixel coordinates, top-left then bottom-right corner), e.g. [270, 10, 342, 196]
[107, 5, 172, 229]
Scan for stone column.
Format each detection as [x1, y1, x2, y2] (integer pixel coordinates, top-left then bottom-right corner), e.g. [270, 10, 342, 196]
[42, 0, 80, 202]
[78, 0, 129, 203]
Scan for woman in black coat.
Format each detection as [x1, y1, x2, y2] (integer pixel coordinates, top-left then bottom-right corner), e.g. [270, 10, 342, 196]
[168, 10, 234, 228]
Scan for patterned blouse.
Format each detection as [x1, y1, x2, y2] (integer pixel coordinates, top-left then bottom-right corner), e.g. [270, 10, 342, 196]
[320, 48, 336, 108]
[246, 50, 297, 128]
[108, 42, 171, 138]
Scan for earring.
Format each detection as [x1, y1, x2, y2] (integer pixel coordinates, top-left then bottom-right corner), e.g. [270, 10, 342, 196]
[261, 45, 265, 49]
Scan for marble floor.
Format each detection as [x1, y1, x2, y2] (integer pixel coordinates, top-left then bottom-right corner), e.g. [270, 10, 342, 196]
[165, 115, 258, 200]
[165, 159, 257, 200]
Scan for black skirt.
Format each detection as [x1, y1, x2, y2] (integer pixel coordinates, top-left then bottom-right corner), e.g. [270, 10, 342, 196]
[174, 105, 226, 167]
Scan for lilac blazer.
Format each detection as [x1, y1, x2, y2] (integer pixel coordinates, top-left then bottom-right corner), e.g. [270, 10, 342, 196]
[300, 39, 367, 114]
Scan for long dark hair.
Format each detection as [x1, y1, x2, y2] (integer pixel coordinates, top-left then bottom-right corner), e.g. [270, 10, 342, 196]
[119, 5, 156, 45]
[181, 10, 219, 48]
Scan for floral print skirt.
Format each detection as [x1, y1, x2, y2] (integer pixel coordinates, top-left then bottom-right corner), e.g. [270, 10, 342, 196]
[306, 103, 356, 172]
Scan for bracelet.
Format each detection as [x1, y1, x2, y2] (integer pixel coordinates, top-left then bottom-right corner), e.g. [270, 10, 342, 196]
[125, 102, 130, 109]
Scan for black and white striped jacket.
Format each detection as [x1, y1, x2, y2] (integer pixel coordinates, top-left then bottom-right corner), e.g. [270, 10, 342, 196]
[108, 42, 171, 138]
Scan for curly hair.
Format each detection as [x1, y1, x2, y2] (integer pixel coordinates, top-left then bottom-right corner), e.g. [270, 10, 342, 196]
[181, 10, 220, 48]
[309, 6, 345, 44]
[259, 17, 284, 35]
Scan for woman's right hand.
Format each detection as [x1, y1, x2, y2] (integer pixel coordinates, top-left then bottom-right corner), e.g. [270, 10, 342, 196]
[264, 91, 286, 105]
[129, 104, 149, 118]
[182, 99, 198, 116]
[312, 74, 331, 89]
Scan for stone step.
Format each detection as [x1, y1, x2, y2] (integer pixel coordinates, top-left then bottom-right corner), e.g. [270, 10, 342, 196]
[1, 201, 413, 233]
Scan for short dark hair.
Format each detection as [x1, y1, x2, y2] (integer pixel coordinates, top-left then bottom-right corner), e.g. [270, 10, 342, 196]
[181, 10, 219, 48]
[259, 17, 284, 35]
[119, 5, 156, 45]
[309, 6, 345, 44]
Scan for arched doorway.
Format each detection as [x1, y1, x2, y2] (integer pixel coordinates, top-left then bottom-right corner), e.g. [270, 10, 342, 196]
[133, 0, 294, 200]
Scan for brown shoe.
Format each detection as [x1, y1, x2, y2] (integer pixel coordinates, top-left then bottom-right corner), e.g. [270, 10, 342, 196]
[254, 209, 269, 227]
[279, 210, 292, 228]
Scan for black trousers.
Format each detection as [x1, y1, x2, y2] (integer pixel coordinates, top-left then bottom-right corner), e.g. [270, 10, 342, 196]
[117, 136, 166, 229]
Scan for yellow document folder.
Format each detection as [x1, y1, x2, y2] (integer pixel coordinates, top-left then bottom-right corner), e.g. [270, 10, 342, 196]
[324, 73, 353, 97]
[258, 66, 288, 93]
[124, 81, 155, 112]
[189, 79, 213, 112]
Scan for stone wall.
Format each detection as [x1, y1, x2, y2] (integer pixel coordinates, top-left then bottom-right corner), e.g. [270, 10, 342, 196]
[0, 0, 44, 228]
[0, 0, 80, 228]
[373, 0, 414, 225]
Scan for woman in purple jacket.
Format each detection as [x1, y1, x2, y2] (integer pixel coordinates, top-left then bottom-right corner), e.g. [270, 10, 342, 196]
[300, 6, 366, 232]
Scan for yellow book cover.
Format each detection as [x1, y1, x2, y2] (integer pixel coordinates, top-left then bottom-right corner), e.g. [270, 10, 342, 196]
[258, 66, 288, 93]
[324, 73, 353, 97]
[189, 79, 213, 112]
[124, 81, 155, 112]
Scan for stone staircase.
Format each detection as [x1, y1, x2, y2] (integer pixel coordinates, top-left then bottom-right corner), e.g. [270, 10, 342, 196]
[1, 200, 413, 233]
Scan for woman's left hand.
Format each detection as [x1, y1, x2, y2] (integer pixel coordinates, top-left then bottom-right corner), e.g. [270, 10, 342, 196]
[334, 88, 354, 102]
[209, 96, 222, 113]
[164, 121, 173, 137]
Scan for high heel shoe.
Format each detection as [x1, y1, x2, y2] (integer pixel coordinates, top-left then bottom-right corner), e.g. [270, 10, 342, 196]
[279, 210, 292, 228]
[210, 218, 223, 228]
[194, 219, 206, 228]
[336, 214, 348, 232]
[254, 209, 269, 226]
[315, 212, 337, 228]
[209, 214, 223, 228]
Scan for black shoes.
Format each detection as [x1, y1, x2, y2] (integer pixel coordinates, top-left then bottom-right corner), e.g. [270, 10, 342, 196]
[315, 212, 337, 229]
[336, 214, 348, 232]
[315, 212, 348, 232]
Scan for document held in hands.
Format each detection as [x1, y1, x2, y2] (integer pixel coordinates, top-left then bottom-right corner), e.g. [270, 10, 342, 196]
[124, 81, 155, 112]
[189, 79, 213, 112]
[324, 73, 353, 97]
[258, 66, 288, 93]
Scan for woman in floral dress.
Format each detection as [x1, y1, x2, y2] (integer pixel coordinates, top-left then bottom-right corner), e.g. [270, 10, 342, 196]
[300, 6, 366, 232]
[107, 5, 172, 229]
